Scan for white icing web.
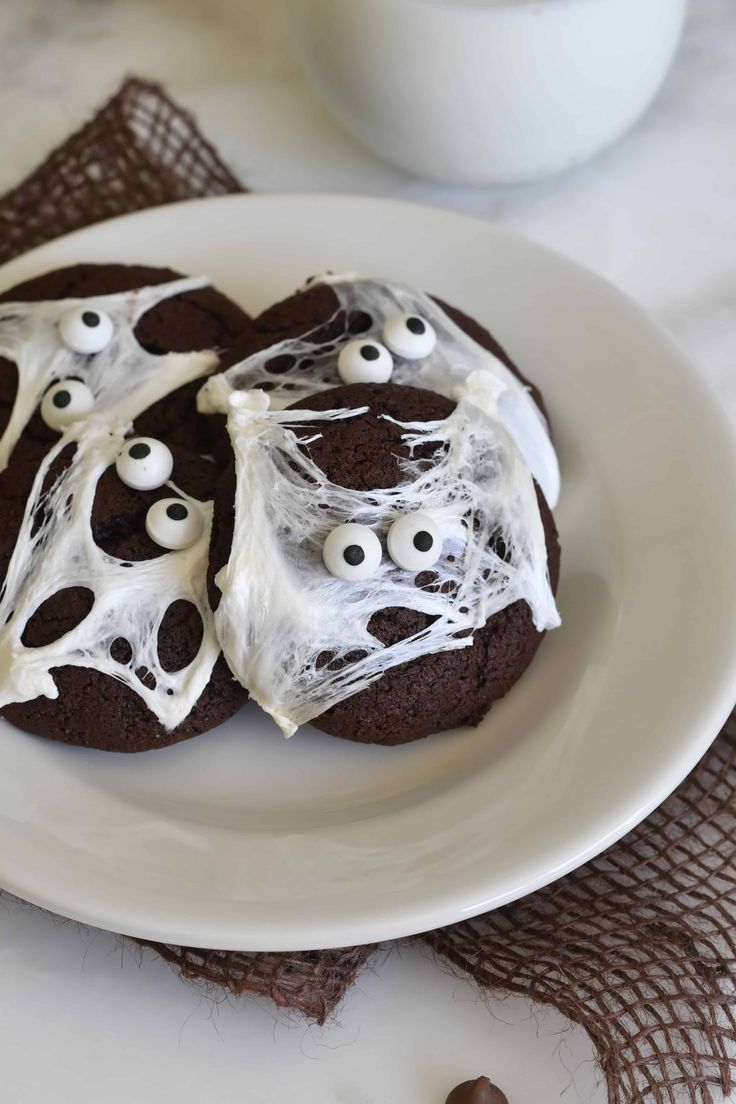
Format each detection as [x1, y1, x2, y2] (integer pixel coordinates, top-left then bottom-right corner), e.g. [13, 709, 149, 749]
[0, 276, 217, 472]
[215, 384, 560, 738]
[0, 417, 219, 731]
[198, 274, 560, 508]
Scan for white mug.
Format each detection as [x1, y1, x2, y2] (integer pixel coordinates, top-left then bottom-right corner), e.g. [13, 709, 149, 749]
[284, 0, 688, 185]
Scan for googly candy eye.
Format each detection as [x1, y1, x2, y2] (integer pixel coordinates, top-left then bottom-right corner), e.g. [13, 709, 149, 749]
[40, 379, 95, 431]
[145, 498, 204, 551]
[387, 512, 443, 571]
[115, 437, 174, 491]
[59, 307, 114, 354]
[382, 314, 436, 360]
[323, 523, 382, 582]
[337, 339, 393, 385]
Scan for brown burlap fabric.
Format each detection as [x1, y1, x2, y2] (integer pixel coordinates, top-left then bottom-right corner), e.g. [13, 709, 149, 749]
[0, 77, 242, 264]
[1, 78, 734, 1104]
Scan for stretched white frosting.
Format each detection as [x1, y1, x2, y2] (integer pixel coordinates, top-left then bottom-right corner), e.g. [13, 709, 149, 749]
[0, 276, 216, 472]
[0, 417, 219, 731]
[215, 383, 560, 738]
[198, 274, 560, 508]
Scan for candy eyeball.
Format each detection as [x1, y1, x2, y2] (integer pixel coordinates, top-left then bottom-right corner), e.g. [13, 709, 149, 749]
[337, 339, 393, 385]
[40, 379, 95, 431]
[115, 437, 174, 491]
[59, 306, 114, 354]
[387, 512, 443, 571]
[323, 522, 382, 582]
[382, 314, 436, 360]
[145, 498, 203, 551]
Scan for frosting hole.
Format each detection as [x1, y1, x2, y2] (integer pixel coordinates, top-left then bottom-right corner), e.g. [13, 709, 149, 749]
[136, 666, 157, 690]
[0, 356, 18, 442]
[265, 355, 296, 375]
[21, 587, 95, 648]
[110, 637, 133, 665]
[157, 600, 204, 672]
[347, 311, 372, 334]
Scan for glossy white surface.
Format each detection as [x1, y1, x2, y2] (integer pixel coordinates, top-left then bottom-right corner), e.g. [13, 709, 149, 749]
[284, 0, 688, 183]
[1, 194, 735, 954]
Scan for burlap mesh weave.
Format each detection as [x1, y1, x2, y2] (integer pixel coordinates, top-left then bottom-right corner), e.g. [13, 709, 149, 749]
[1, 78, 734, 1104]
[135, 941, 376, 1024]
[0, 77, 242, 264]
[428, 716, 736, 1104]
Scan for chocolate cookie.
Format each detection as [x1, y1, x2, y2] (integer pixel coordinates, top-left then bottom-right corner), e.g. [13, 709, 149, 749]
[199, 275, 558, 512]
[0, 262, 252, 468]
[295, 384, 559, 745]
[210, 381, 560, 745]
[0, 428, 247, 752]
[0, 263, 253, 611]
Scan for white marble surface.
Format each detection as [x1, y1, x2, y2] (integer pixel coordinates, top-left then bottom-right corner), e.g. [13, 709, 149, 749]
[0, 1, 734, 1102]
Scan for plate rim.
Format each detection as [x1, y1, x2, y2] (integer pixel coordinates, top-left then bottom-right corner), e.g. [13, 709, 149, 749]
[0, 192, 735, 951]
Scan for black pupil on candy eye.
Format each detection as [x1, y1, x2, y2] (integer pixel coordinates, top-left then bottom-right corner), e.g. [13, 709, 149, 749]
[406, 317, 425, 335]
[413, 530, 433, 552]
[129, 443, 151, 459]
[52, 389, 72, 409]
[343, 544, 365, 566]
[166, 503, 188, 521]
[360, 345, 380, 361]
[82, 311, 100, 328]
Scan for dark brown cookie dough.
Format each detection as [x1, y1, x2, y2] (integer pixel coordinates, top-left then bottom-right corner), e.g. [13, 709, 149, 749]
[0, 262, 252, 463]
[1, 441, 247, 753]
[2, 655, 243, 754]
[290, 381, 455, 490]
[207, 461, 237, 612]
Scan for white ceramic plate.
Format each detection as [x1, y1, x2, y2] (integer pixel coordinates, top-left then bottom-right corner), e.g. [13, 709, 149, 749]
[1, 195, 735, 952]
